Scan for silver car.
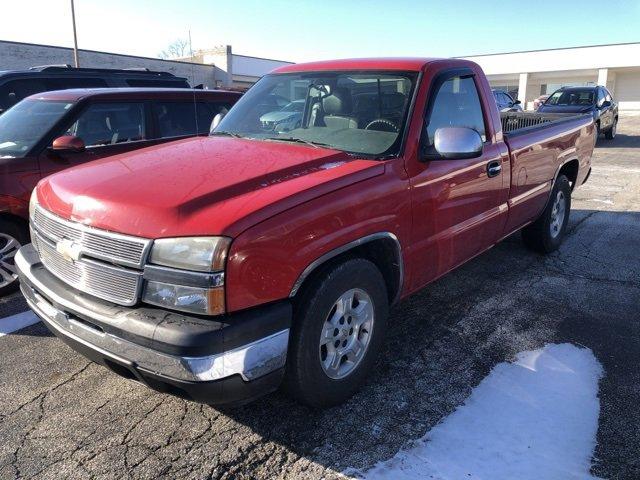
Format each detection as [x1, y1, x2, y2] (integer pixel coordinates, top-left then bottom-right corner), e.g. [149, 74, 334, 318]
[260, 100, 305, 132]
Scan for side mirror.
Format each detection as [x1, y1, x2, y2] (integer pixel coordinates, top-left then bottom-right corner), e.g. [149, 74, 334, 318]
[51, 135, 85, 153]
[433, 127, 483, 159]
[600, 100, 611, 109]
[514, 99, 521, 105]
[210, 112, 226, 133]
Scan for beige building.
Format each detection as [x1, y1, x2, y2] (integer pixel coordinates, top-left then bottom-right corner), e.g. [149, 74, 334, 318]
[462, 42, 640, 111]
[180, 45, 293, 89]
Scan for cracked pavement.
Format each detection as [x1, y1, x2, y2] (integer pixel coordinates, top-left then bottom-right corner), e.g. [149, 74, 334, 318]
[1, 115, 639, 479]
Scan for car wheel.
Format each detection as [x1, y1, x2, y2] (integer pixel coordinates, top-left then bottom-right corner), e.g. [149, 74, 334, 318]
[285, 258, 388, 407]
[0, 219, 27, 295]
[605, 118, 617, 140]
[522, 175, 571, 254]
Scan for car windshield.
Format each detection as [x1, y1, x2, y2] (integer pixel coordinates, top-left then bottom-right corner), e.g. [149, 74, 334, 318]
[546, 89, 595, 106]
[214, 71, 418, 157]
[0, 99, 73, 158]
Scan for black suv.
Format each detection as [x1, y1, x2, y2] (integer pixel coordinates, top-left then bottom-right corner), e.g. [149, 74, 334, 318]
[538, 85, 618, 140]
[0, 65, 190, 114]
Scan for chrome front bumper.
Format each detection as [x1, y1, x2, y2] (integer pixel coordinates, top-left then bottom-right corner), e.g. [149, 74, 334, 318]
[16, 245, 289, 385]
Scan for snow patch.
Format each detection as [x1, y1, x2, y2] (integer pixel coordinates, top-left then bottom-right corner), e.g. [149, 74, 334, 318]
[351, 343, 603, 480]
[0, 311, 40, 337]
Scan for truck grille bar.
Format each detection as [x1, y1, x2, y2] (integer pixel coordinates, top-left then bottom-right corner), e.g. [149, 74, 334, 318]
[33, 206, 151, 268]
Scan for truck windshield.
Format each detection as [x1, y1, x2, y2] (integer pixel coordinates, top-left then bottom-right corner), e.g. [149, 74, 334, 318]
[214, 71, 417, 157]
[546, 89, 595, 106]
[0, 99, 73, 158]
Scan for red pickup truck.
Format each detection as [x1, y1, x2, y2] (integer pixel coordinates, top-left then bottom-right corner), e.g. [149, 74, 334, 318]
[16, 58, 594, 407]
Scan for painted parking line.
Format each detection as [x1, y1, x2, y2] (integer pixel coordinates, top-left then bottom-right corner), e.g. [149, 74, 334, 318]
[0, 311, 40, 337]
[352, 343, 603, 480]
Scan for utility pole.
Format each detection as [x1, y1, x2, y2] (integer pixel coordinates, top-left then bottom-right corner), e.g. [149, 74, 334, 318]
[70, 0, 80, 67]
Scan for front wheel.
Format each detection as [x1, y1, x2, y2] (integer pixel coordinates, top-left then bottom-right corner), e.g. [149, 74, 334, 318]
[605, 118, 617, 140]
[522, 175, 571, 253]
[285, 258, 389, 407]
[0, 219, 27, 296]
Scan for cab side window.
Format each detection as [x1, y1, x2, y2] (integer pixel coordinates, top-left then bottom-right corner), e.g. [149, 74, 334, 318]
[596, 88, 606, 107]
[65, 102, 146, 147]
[425, 75, 486, 149]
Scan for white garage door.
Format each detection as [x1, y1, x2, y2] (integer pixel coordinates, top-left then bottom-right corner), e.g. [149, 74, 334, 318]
[616, 72, 640, 110]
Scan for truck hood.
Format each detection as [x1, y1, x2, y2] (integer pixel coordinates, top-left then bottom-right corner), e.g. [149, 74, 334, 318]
[37, 136, 383, 238]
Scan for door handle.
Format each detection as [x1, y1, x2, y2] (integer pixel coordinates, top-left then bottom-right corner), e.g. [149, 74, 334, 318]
[487, 161, 502, 178]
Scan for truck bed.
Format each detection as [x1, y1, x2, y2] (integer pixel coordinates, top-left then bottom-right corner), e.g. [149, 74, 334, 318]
[501, 111, 590, 135]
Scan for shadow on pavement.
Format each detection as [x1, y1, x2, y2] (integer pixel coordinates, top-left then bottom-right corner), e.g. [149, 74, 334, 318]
[217, 209, 639, 476]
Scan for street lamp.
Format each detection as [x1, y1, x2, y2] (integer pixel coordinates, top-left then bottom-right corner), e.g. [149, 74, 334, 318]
[71, 0, 80, 67]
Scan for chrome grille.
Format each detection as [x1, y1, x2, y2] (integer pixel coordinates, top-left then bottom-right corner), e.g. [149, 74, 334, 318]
[33, 206, 151, 268]
[33, 233, 142, 305]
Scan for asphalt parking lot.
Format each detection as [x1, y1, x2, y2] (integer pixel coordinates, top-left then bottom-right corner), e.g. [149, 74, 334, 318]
[1, 115, 639, 480]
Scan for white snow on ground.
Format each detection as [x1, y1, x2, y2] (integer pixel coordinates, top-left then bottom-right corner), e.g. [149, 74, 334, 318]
[0, 311, 40, 337]
[352, 343, 603, 480]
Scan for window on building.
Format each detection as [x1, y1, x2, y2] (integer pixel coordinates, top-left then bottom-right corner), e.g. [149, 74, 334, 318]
[424, 75, 486, 149]
[65, 102, 146, 147]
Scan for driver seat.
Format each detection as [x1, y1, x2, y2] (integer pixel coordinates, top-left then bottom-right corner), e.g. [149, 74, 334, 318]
[322, 88, 357, 129]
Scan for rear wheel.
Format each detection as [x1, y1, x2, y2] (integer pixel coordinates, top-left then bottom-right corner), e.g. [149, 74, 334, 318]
[285, 258, 388, 407]
[522, 175, 571, 253]
[605, 118, 617, 140]
[0, 219, 27, 295]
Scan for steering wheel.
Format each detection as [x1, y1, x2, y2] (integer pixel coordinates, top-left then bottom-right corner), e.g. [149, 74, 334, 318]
[365, 119, 398, 132]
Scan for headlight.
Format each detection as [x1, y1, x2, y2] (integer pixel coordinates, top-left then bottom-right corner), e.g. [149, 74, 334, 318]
[29, 189, 38, 220]
[143, 281, 225, 316]
[149, 236, 231, 272]
[144, 236, 231, 315]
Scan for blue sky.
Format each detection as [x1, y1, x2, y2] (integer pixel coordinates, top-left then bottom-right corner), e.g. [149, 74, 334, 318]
[4, 0, 640, 62]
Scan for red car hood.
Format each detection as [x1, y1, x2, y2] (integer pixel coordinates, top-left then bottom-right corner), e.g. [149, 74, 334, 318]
[37, 136, 383, 238]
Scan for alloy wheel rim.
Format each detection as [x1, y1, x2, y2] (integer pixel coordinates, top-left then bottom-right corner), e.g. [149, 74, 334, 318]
[0, 233, 20, 288]
[549, 191, 566, 239]
[319, 288, 374, 380]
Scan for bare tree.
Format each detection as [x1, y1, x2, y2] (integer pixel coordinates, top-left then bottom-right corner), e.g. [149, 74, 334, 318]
[158, 38, 190, 59]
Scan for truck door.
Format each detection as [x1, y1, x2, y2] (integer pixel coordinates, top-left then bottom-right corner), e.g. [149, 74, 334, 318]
[407, 71, 508, 291]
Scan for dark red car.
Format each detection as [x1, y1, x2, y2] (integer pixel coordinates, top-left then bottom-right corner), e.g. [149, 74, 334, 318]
[0, 88, 241, 293]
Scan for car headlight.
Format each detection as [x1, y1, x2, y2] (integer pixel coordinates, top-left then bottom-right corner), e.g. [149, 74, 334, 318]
[143, 280, 225, 316]
[143, 236, 231, 315]
[149, 237, 231, 272]
[29, 189, 38, 220]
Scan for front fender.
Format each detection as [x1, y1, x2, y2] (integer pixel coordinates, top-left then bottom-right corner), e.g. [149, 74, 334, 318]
[224, 166, 411, 313]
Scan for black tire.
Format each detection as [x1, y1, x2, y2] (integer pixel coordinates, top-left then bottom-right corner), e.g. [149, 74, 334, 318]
[605, 118, 617, 140]
[285, 258, 389, 408]
[0, 218, 28, 296]
[522, 175, 571, 254]
[595, 122, 601, 142]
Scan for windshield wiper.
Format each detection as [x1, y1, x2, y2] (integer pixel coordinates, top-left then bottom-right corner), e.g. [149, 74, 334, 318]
[264, 137, 333, 149]
[210, 131, 244, 138]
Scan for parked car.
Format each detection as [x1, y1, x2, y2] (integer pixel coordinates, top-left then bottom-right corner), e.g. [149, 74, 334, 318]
[260, 99, 305, 132]
[17, 58, 594, 407]
[533, 94, 550, 111]
[0, 65, 191, 115]
[538, 86, 618, 139]
[492, 89, 522, 112]
[0, 87, 240, 293]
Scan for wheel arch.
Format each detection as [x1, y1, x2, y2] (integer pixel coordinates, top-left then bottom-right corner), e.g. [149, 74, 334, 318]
[289, 232, 404, 306]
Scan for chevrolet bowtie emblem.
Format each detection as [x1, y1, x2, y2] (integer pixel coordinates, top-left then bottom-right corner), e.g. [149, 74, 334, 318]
[56, 239, 82, 262]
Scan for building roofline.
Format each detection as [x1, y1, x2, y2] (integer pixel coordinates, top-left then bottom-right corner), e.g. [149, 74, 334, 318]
[232, 53, 294, 64]
[0, 39, 210, 67]
[457, 40, 640, 59]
